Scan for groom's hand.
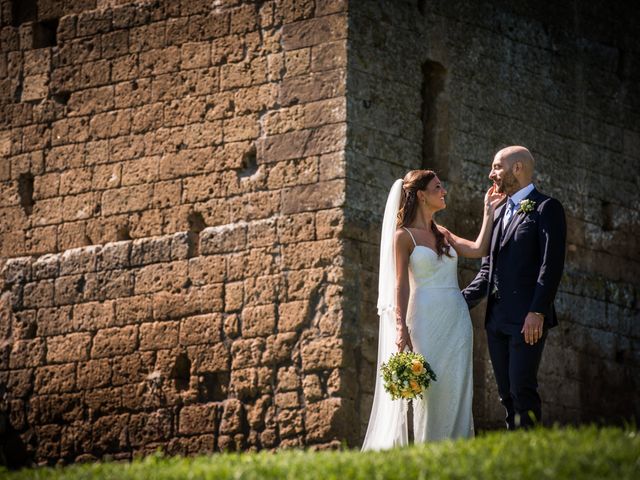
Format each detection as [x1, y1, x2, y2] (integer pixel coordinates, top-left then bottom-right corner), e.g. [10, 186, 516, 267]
[521, 312, 544, 345]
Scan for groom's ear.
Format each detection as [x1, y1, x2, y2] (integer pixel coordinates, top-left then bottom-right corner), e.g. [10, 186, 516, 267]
[512, 160, 522, 173]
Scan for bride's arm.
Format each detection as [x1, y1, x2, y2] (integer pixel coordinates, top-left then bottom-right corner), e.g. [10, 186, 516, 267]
[394, 229, 413, 352]
[440, 186, 504, 259]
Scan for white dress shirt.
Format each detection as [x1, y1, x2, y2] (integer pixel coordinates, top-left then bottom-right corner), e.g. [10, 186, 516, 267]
[503, 183, 535, 228]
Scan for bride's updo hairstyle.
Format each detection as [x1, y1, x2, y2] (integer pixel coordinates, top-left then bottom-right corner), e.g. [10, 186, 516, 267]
[397, 169, 452, 258]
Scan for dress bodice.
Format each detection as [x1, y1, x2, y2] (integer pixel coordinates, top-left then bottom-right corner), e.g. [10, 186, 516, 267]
[408, 245, 460, 290]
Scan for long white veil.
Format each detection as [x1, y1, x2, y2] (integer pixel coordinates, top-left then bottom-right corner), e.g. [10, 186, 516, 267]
[361, 179, 408, 451]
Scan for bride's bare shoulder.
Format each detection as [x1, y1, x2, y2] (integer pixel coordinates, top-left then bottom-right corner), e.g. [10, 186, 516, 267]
[394, 227, 412, 245]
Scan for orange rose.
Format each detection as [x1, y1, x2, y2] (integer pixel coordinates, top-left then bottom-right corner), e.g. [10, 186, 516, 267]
[411, 360, 425, 375]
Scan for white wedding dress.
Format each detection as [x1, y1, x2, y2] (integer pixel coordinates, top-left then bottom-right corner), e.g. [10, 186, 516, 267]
[404, 228, 474, 442]
[362, 179, 474, 451]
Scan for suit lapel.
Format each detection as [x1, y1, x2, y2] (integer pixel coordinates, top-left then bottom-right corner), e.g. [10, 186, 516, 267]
[491, 203, 506, 255]
[499, 188, 540, 249]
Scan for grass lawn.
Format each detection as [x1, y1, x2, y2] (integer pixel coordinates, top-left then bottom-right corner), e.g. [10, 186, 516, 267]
[3, 426, 639, 479]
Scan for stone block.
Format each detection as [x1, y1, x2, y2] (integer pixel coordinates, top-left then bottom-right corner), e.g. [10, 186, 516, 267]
[200, 224, 247, 255]
[241, 304, 277, 338]
[179, 403, 219, 435]
[230, 338, 265, 369]
[220, 57, 267, 90]
[101, 184, 152, 215]
[277, 366, 301, 392]
[59, 245, 100, 276]
[2, 257, 32, 285]
[10, 338, 45, 369]
[223, 313, 240, 338]
[315, 208, 344, 239]
[114, 295, 153, 325]
[301, 336, 345, 371]
[83, 269, 134, 301]
[228, 248, 276, 281]
[129, 409, 173, 447]
[277, 213, 315, 244]
[284, 47, 310, 77]
[152, 284, 223, 320]
[243, 275, 281, 307]
[36, 306, 73, 337]
[134, 261, 188, 295]
[179, 313, 222, 346]
[246, 394, 271, 430]
[28, 392, 83, 425]
[223, 114, 260, 143]
[76, 359, 112, 390]
[219, 398, 244, 435]
[111, 352, 151, 386]
[189, 342, 230, 373]
[277, 408, 304, 438]
[229, 367, 259, 400]
[97, 241, 131, 271]
[139, 321, 179, 350]
[227, 191, 280, 222]
[85, 385, 124, 416]
[72, 300, 115, 331]
[33, 172, 61, 200]
[34, 363, 76, 394]
[278, 300, 309, 332]
[282, 239, 342, 270]
[182, 41, 211, 69]
[282, 14, 347, 50]
[266, 157, 318, 189]
[303, 374, 323, 402]
[21, 74, 49, 102]
[263, 333, 298, 366]
[46, 332, 91, 363]
[91, 325, 138, 358]
[92, 414, 130, 453]
[130, 236, 173, 266]
[282, 179, 345, 214]
[188, 256, 226, 286]
[23, 280, 55, 308]
[225, 282, 244, 313]
[304, 397, 352, 442]
[257, 130, 309, 164]
[279, 69, 345, 106]
[275, 391, 300, 410]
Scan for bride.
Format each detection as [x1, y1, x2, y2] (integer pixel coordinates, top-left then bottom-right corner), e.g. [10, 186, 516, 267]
[362, 169, 503, 450]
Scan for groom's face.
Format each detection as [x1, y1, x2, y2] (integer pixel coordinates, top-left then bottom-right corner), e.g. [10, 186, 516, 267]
[489, 155, 519, 195]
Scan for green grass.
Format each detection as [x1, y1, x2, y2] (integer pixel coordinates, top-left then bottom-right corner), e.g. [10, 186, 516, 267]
[4, 426, 639, 480]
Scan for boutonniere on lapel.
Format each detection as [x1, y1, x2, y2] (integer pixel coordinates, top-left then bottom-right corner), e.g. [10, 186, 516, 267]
[517, 199, 536, 215]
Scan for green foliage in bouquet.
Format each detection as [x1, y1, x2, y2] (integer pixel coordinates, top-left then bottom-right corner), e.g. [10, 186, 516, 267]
[381, 351, 437, 400]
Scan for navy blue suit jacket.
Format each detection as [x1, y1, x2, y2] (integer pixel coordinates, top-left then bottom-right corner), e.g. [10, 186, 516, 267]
[462, 187, 566, 329]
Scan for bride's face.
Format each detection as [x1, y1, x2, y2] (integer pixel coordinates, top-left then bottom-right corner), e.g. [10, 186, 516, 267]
[419, 176, 447, 212]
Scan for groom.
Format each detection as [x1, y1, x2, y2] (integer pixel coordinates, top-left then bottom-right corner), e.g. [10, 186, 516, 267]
[463, 146, 566, 429]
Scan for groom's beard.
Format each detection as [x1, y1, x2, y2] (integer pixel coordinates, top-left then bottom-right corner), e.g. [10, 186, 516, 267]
[496, 171, 519, 195]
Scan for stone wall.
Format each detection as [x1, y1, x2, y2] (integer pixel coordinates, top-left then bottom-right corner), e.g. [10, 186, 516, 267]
[1, 0, 639, 468]
[348, 0, 640, 438]
[0, 0, 353, 466]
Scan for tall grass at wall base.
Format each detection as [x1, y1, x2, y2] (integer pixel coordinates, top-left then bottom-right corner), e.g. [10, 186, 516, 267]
[4, 426, 639, 480]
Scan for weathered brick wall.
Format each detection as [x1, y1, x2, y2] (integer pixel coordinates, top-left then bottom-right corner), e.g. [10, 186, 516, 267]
[348, 0, 640, 438]
[0, 0, 353, 466]
[2, 0, 639, 467]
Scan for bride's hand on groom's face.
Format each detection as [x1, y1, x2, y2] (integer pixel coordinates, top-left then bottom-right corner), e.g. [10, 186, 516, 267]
[485, 184, 506, 212]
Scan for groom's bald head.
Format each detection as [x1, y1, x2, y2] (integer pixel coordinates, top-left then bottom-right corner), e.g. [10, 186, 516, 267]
[496, 146, 535, 185]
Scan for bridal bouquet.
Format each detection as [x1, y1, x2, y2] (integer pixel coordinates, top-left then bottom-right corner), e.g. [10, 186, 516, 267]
[381, 351, 437, 400]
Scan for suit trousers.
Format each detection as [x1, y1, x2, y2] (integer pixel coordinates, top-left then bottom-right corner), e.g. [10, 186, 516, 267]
[486, 300, 547, 429]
